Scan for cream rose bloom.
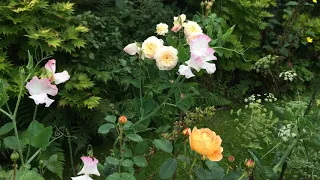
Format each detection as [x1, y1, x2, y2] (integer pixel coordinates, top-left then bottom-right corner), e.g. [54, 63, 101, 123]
[142, 36, 164, 59]
[156, 23, 169, 36]
[182, 21, 203, 37]
[189, 127, 223, 161]
[154, 46, 178, 70]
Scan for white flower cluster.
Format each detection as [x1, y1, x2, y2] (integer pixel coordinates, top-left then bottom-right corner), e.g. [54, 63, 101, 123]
[264, 93, 277, 102]
[278, 124, 297, 142]
[252, 55, 276, 74]
[279, 70, 297, 81]
[244, 94, 262, 104]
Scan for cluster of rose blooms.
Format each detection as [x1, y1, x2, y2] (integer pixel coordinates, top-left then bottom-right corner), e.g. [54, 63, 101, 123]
[123, 14, 217, 79]
[26, 59, 70, 107]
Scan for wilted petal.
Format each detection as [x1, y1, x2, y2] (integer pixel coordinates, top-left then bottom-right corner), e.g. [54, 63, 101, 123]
[78, 156, 100, 176]
[71, 175, 93, 180]
[45, 59, 56, 74]
[123, 43, 139, 55]
[54, 71, 70, 85]
[178, 65, 195, 79]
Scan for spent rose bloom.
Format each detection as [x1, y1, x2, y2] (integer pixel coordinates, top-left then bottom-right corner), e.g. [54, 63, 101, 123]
[142, 36, 164, 59]
[171, 14, 186, 32]
[71, 156, 100, 180]
[182, 21, 203, 37]
[45, 59, 70, 85]
[189, 127, 223, 161]
[123, 42, 140, 55]
[26, 76, 58, 107]
[156, 23, 169, 36]
[154, 46, 178, 70]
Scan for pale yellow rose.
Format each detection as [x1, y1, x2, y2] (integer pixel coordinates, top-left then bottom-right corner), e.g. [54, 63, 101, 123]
[154, 46, 178, 70]
[142, 36, 164, 59]
[182, 21, 203, 37]
[189, 127, 223, 161]
[156, 23, 169, 36]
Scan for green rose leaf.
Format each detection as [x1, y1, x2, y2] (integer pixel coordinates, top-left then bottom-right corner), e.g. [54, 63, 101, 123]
[133, 156, 148, 167]
[104, 115, 117, 123]
[127, 134, 143, 142]
[159, 158, 177, 179]
[98, 123, 115, 134]
[153, 139, 172, 153]
[121, 159, 134, 167]
[106, 156, 120, 165]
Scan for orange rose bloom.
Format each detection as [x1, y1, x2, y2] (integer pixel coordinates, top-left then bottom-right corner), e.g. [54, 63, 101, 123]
[189, 127, 223, 161]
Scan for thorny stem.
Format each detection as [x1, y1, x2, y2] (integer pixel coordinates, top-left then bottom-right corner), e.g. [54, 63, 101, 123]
[118, 125, 124, 174]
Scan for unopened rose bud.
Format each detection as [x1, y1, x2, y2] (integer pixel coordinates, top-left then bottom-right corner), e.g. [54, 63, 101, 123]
[228, 155, 235, 162]
[200, 1, 205, 7]
[182, 128, 191, 136]
[119, 115, 127, 125]
[245, 159, 255, 168]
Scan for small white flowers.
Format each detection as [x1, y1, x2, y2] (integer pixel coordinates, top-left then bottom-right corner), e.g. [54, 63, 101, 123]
[279, 70, 297, 81]
[244, 93, 277, 106]
[71, 156, 100, 180]
[156, 23, 169, 36]
[252, 55, 276, 74]
[278, 124, 297, 142]
[264, 93, 277, 102]
[154, 46, 178, 70]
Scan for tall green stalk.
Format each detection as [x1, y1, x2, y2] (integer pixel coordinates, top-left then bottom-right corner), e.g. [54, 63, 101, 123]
[12, 83, 25, 166]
